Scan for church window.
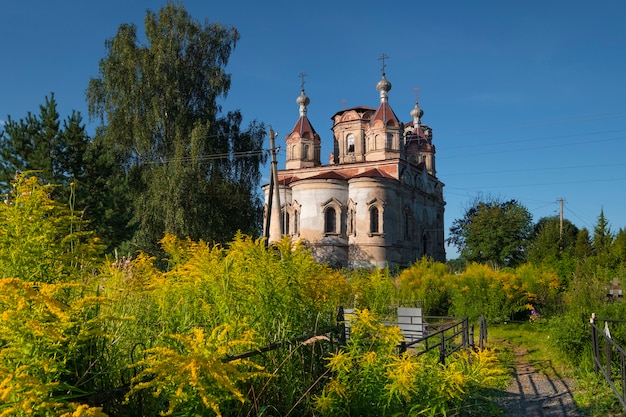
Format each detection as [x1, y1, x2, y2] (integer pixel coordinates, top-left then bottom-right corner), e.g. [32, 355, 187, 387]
[325, 207, 337, 234]
[303, 144, 309, 160]
[347, 134, 355, 153]
[386, 133, 393, 149]
[283, 211, 290, 235]
[404, 210, 412, 240]
[369, 206, 379, 234]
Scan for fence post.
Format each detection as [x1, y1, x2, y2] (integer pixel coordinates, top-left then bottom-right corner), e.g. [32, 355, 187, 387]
[622, 354, 626, 406]
[590, 313, 599, 374]
[469, 324, 475, 347]
[605, 321, 612, 381]
[337, 306, 346, 346]
[479, 315, 487, 350]
[462, 317, 469, 349]
[439, 330, 446, 364]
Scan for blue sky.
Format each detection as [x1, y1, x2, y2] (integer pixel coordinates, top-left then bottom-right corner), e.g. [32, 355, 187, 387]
[2, 1, 626, 258]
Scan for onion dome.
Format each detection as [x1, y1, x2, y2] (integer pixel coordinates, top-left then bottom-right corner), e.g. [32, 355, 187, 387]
[411, 101, 424, 126]
[296, 90, 310, 116]
[376, 74, 392, 103]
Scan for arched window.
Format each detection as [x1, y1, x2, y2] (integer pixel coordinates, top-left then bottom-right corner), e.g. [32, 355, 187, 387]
[294, 210, 299, 235]
[303, 144, 309, 160]
[283, 212, 290, 235]
[404, 211, 411, 240]
[325, 207, 337, 234]
[386, 133, 393, 149]
[369, 206, 379, 234]
[347, 134, 355, 153]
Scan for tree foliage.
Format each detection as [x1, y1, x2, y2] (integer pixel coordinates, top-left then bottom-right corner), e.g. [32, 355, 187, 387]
[0, 95, 133, 252]
[87, 2, 266, 253]
[526, 216, 578, 280]
[0, 93, 87, 194]
[593, 209, 613, 257]
[448, 198, 533, 267]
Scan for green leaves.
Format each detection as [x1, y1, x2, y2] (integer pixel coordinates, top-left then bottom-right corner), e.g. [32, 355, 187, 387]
[314, 309, 506, 416]
[0, 174, 102, 283]
[449, 198, 533, 267]
[87, 2, 266, 253]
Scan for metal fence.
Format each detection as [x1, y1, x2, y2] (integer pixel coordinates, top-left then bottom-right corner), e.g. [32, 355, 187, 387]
[339, 307, 487, 364]
[398, 314, 487, 364]
[589, 313, 626, 411]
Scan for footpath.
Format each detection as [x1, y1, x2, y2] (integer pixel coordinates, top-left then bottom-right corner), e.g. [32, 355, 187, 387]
[496, 343, 583, 416]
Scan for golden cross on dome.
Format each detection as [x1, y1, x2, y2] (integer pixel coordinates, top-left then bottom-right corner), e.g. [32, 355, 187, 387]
[299, 71, 307, 90]
[378, 53, 389, 75]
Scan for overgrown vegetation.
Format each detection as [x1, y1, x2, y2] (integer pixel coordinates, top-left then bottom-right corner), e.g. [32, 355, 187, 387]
[2, 3, 624, 415]
[0, 174, 510, 416]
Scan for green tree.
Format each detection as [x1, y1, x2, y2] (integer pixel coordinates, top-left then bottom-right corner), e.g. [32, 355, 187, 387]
[527, 216, 579, 264]
[613, 228, 626, 265]
[593, 209, 613, 257]
[448, 198, 533, 267]
[0, 94, 92, 194]
[0, 95, 133, 252]
[574, 227, 593, 259]
[87, 2, 266, 254]
[0, 94, 59, 190]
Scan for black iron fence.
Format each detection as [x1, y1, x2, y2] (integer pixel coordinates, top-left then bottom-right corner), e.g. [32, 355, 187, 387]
[397, 314, 487, 364]
[228, 307, 487, 365]
[338, 307, 487, 364]
[589, 313, 626, 411]
[81, 307, 487, 410]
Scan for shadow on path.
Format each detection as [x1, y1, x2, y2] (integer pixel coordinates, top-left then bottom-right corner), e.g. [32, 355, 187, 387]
[497, 343, 582, 416]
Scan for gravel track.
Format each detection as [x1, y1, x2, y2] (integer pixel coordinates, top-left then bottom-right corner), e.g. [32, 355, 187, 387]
[497, 343, 583, 416]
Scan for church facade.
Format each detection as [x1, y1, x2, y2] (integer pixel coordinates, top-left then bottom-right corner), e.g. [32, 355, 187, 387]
[263, 70, 445, 268]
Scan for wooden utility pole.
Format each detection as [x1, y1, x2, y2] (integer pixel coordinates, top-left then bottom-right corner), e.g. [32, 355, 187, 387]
[559, 198, 564, 239]
[558, 198, 565, 239]
[264, 127, 281, 246]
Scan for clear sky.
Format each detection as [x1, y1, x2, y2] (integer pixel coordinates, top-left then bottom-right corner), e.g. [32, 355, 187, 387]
[2, 1, 626, 258]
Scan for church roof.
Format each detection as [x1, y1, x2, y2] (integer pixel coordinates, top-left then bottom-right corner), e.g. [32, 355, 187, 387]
[277, 175, 300, 185]
[305, 171, 346, 180]
[371, 101, 400, 126]
[352, 168, 396, 179]
[290, 115, 318, 139]
[331, 106, 376, 119]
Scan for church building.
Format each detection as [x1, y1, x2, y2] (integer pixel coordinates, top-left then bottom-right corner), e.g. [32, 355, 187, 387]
[263, 67, 445, 268]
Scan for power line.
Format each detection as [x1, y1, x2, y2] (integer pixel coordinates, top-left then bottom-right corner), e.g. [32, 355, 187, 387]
[443, 135, 626, 160]
[444, 161, 626, 177]
[140, 149, 269, 165]
[442, 128, 626, 152]
[446, 176, 626, 191]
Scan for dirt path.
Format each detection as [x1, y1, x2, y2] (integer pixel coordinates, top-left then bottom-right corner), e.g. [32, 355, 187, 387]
[497, 344, 583, 416]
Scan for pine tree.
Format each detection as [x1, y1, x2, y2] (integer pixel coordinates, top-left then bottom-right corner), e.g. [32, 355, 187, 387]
[593, 209, 613, 257]
[0, 95, 133, 252]
[574, 228, 593, 259]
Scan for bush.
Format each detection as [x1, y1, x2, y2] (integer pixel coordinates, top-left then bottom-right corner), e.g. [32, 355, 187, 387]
[314, 309, 507, 417]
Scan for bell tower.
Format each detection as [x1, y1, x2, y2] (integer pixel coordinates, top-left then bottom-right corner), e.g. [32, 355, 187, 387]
[365, 54, 403, 162]
[285, 72, 321, 170]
